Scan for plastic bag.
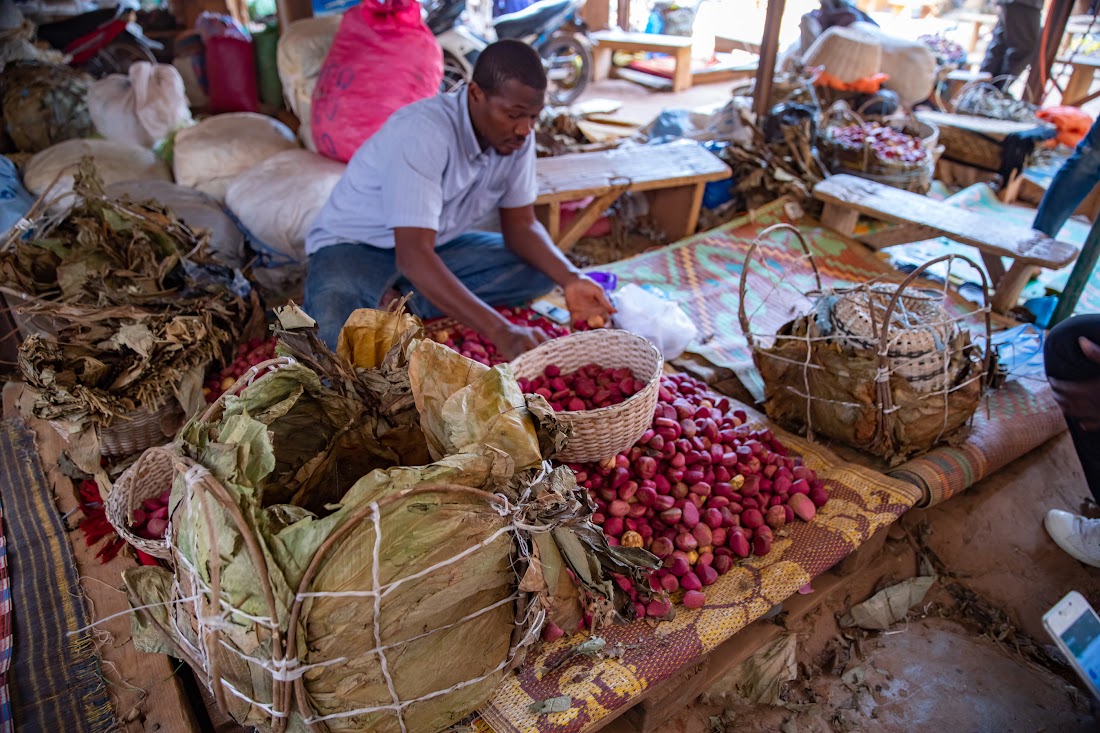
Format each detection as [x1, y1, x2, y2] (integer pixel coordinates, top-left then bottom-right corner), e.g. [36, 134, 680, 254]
[611, 283, 698, 360]
[0, 155, 35, 236]
[277, 15, 340, 150]
[310, 0, 442, 162]
[87, 62, 192, 148]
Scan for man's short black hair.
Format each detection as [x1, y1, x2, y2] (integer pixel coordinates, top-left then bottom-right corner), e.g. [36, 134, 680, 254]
[472, 40, 547, 96]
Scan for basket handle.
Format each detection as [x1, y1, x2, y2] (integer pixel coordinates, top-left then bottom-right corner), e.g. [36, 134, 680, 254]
[737, 223, 822, 355]
[198, 356, 296, 423]
[821, 100, 872, 172]
[873, 253, 994, 418]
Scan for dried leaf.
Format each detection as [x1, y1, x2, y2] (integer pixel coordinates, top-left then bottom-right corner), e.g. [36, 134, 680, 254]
[528, 696, 572, 715]
[839, 576, 936, 630]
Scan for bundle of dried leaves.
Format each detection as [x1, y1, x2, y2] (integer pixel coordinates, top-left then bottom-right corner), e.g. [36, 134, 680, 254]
[125, 306, 660, 733]
[8, 161, 254, 467]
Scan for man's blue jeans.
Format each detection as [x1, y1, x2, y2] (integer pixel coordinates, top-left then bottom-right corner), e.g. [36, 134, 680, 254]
[1034, 118, 1100, 238]
[303, 232, 555, 348]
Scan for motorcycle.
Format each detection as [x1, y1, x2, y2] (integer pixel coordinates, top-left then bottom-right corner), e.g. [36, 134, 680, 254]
[425, 0, 592, 106]
[33, 3, 162, 77]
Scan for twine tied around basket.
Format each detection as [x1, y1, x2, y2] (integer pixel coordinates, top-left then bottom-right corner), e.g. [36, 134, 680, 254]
[737, 223, 994, 456]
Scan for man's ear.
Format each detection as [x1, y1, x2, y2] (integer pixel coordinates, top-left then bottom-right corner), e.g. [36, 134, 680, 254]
[468, 82, 486, 104]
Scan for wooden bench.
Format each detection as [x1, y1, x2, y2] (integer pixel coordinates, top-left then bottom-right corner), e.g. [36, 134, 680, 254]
[1058, 53, 1100, 107]
[534, 139, 731, 251]
[813, 174, 1079, 313]
[590, 30, 695, 92]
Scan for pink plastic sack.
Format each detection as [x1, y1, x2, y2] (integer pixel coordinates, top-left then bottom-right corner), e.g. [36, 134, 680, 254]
[206, 36, 260, 114]
[311, 0, 442, 162]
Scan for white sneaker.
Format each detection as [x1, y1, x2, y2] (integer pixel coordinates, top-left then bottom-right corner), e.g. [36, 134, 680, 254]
[1045, 509, 1100, 568]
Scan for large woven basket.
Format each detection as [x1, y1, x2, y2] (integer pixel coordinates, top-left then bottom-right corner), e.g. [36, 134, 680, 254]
[106, 446, 176, 559]
[511, 330, 663, 463]
[99, 399, 186, 458]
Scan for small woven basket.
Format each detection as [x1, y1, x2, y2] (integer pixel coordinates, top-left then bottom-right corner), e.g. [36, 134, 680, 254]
[511, 330, 663, 463]
[106, 445, 176, 559]
[99, 400, 186, 458]
[832, 284, 959, 394]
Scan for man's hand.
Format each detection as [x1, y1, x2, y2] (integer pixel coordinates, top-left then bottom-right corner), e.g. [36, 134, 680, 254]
[492, 322, 551, 360]
[1050, 336, 1100, 432]
[564, 276, 616, 327]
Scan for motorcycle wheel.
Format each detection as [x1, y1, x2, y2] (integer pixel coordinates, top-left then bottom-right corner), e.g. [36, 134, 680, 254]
[83, 37, 156, 78]
[540, 33, 591, 107]
[441, 52, 469, 94]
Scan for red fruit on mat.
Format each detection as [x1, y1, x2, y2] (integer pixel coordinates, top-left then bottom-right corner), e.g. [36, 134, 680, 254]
[741, 508, 764, 530]
[542, 621, 565, 642]
[788, 493, 816, 522]
[682, 590, 706, 609]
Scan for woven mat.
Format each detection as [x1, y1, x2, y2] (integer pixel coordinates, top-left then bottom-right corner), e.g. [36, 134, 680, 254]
[0, 489, 10, 733]
[478, 409, 923, 733]
[888, 378, 1065, 507]
[596, 200, 990, 400]
[0, 419, 113, 733]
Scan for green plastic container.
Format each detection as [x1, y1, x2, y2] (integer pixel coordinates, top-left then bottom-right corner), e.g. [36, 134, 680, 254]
[253, 21, 284, 109]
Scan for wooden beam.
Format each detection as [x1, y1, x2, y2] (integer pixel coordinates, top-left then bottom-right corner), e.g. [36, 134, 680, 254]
[581, 0, 610, 31]
[752, 0, 786, 121]
[859, 222, 945, 250]
[555, 189, 623, 251]
[1024, 0, 1073, 104]
[616, 0, 629, 31]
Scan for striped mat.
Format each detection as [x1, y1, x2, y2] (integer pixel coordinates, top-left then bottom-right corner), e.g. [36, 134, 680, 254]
[0, 486, 10, 733]
[0, 419, 113, 733]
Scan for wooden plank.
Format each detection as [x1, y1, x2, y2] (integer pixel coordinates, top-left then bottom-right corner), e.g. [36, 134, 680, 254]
[670, 46, 693, 93]
[916, 110, 1054, 140]
[6, 385, 201, 733]
[752, 0, 786, 120]
[555, 189, 624, 251]
[1062, 60, 1098, 106]
[534, 140, 731, 205]
[813, 174, 1078, 269]
[820, 202, 859, 236]
[590, 30, 694, 53]
[714, 34, 761, 55]
[648, 183, 706, 242]
[990, 262, 1040, 313]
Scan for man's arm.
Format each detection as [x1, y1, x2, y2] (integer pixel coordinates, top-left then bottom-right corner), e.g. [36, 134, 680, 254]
[499, 205, 615, 324]
[394, 227, 549, 358]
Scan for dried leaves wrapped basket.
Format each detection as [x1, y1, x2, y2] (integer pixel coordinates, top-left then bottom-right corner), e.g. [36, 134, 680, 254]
[511, 329, 663, 463]
[739, 224, 993, 463]
[106, 446, 175, 559]
[123, 308, 660, 733]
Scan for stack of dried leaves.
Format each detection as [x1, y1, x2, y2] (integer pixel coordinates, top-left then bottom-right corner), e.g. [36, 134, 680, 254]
[7, 161, 253, 471]
[125, 306, 659, 733]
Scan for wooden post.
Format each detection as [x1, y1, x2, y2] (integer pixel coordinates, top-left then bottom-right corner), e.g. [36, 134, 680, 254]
[616, 0, 629, 30]
[752, 0, 786, 122]
[1024, 0, 1073, 105]
[276, 0, 313, 32]
[1050, 215, 1100, 326]
[581, 0, 610, 31]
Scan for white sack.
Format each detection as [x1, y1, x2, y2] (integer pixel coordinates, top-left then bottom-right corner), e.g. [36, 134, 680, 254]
[87, 62, 192, 148]
[172, 112, 299, 202]
[23, 139, 172, 203]
[277, 15, 340, 151]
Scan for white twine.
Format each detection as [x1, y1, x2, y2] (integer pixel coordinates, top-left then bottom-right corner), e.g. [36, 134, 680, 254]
[66, 594, 203, 636]
[220, 678, 289, 718]
[218, 641, 349, 682]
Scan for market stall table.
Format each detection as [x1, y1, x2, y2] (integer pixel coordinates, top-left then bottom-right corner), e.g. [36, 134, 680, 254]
[590, 30, 695, 92]
[1058, 53, 1100, 107]
[534, 139, 731, 251]
[814, 174, 1079, 313]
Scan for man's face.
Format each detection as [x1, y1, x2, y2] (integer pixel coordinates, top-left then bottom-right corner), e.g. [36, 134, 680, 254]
[469, 79, 545, 155]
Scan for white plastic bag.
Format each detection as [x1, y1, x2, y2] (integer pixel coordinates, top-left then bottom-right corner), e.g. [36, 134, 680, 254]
[23, 139, 172, 205]
[611, 283, 698, 360]
[277, 15, 340, 151]
[86, 62, 192, 148]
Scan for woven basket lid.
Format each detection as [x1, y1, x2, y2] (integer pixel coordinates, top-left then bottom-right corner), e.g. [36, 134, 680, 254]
[802, 26, 882, 84]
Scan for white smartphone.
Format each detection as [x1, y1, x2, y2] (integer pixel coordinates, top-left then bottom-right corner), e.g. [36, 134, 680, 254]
[530, 299, 571, 325]
[1044, 590, 1100, 699]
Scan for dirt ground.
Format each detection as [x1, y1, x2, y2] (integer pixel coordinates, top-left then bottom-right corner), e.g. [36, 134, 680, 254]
[658, 431, 1100, 733]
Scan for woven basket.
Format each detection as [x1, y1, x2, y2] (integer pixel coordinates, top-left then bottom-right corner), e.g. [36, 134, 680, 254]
[106, 446, 176, 559]
[99, 399, 186, 459]
[832, 284, 959, 393]
[510, 330, 663, 463]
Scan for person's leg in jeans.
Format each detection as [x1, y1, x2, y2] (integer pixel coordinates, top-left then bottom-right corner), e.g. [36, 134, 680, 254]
[304, 243, 400, 348]
[1044, 314, 1100, 565]
[1034, 118, 1100, 237]
[391, 232, 556, 319]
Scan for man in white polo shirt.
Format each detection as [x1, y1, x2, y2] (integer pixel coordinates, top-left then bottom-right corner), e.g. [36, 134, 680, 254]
[304, 40, 613, 355]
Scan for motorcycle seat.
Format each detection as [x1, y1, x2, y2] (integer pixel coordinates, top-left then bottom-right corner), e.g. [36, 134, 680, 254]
[493, 0, 573, 40]
[36, 7, 119, 49]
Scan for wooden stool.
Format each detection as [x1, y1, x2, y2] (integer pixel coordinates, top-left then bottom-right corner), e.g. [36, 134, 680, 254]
[590, 30, 695, 92]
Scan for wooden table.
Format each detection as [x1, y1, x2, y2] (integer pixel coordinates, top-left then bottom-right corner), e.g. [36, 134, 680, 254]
[590, 30, 695, 92]
[945, 10, 998, 54]
[1059, 53, 1100, 107]
[814, 174, 1079, 313]
[534, 139, 731, 251]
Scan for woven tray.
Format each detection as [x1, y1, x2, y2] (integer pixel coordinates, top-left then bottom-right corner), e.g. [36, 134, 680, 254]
[511, 330, 663, 463]
[106, 446, 175, 559]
